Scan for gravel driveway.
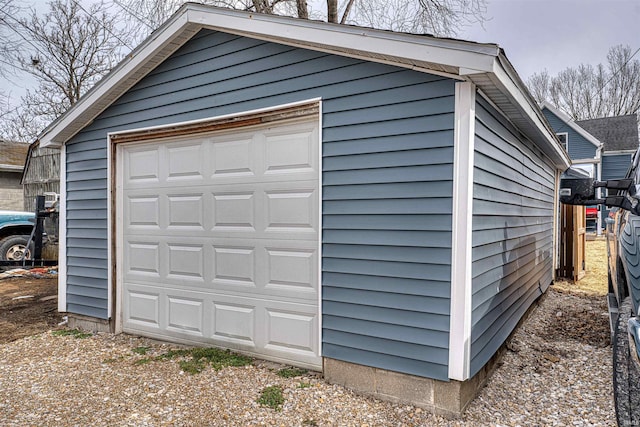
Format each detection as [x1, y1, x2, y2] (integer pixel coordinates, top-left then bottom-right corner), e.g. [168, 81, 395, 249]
[0, 287, 615, 426]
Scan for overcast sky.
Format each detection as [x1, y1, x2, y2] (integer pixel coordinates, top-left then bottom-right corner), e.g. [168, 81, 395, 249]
[3, 0, 639, 104]
[459, 0, 640, 79]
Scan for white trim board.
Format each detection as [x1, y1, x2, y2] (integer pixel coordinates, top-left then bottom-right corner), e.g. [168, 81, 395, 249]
[113, 140, 124, 333]
[57, 144, 67, 313]
[317, 99, 324, 358]
[448, 81, 476, 381]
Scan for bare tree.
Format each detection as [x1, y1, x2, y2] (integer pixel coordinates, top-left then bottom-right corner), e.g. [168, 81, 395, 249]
[0, 0, 22, 74]
[0, 0, 132, 141]
[528, 45, 640, 120]
[118, 0, 486, 37]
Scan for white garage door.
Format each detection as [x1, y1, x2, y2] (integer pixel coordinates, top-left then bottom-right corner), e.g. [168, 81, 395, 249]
[117, 118, 320, 368]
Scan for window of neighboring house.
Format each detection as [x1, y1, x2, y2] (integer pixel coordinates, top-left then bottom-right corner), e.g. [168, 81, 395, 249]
[557, 132, 568, 151]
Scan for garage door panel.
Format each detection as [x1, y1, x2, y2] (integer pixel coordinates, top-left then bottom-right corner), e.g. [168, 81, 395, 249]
[167, 194, 205, 229]
[124, 146, 160, 184]
[265, 189, 317, 232]
[264, 126, 318, 175]
[125, 242, 161, 277]
[265, 247, 317, 291]
[212, 244, 256, 285]
[166, 142, 206, 181]
[212, 301, 256, 345]
[123, 284, 320, 366]
[167, 243, 205, 282]
[211, 135, 255, 177]
[125, 289, 161, 328]
[121, 118, 320, 368]
[264, 303, 319, 360]
[127, 195, 160, 228]
[167, 296, 204, 336]
[211, 191, 256, 231]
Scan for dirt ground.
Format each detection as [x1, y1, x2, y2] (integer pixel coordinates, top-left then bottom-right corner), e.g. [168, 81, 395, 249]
[0, 272, 63, 343]
[554, 238, 608, 296]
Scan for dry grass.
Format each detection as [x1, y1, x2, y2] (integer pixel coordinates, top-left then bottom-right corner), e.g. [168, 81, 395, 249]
[553, 238, 609, 296]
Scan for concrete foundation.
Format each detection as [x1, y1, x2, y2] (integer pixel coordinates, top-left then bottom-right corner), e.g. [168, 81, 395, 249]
[323, 350, 503, 418]
[68, 313, 113, 333]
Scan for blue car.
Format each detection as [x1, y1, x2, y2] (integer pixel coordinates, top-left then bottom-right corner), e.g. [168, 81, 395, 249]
[0, 210, 35, 261]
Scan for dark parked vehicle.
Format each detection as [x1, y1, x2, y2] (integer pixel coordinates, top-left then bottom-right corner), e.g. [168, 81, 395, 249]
[560, 151, 640, 425]
[0, 210, 35, 261]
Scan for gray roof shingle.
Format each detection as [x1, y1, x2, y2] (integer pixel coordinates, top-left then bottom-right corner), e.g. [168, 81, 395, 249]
[0, 139, 29, 169]
[576, 114, 639, 152]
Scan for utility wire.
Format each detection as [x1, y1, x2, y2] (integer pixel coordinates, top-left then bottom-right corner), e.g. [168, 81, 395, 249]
[0, 9, 50, 62]
[601, 45, 640, 91]
[70, 0, 136, 51]
[111, 0, 155, 31]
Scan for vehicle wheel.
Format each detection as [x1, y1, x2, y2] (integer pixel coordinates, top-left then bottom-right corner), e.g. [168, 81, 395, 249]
[0, 235, 32, 261]
[614, 297, 640, 425]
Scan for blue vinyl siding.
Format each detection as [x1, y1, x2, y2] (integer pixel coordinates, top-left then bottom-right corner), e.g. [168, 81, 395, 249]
[64, 29, 456, 380]
[470, 96, 556, 376]
[542, 109, 597, 160]
[602, 153, 632, 181]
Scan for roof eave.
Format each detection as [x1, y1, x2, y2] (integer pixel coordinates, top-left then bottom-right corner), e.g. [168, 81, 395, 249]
[464, 55, 570, 169]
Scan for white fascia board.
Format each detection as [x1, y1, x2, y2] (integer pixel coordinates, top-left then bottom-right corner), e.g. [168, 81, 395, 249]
[448, 81, 476, 382]
[39, 11, 192, 148]
[541, 102, 602, 148]
[487, 60, 570, 169]
[571, 158, 601, 165]
[187, 6, 498, 74]
[603, 150, 636, 155]
[0, 164, 24, 171]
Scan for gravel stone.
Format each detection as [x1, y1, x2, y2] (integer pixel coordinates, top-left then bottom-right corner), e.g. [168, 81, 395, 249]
[0, 288, 615, 426]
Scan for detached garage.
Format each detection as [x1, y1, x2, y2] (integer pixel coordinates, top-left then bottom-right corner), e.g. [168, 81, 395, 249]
[39, 4, 569, 416]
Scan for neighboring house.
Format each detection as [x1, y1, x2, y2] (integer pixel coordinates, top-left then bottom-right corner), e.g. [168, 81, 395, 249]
[540, 102, 603, 232]
[577, 114, 639, 180]
[36, 5, 569, 416]
[0, 139, 29, 211]
[21, 141, 61, 213]
[576, 114, 640, 227]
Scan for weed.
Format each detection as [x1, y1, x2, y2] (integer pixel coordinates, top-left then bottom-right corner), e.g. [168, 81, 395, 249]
[132, 346, 149, 355]
[179, 360, 206, 374]
[302, 419, 318, 426]
[133, 358, 152, 366]
[190, 347, 252, 370]
[257, 385, 284, 411]
[132, 347, 252, 374]
[52, 329, 92, 339]
[277, 367, 308, 378]
[297, 382, 312, 389]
